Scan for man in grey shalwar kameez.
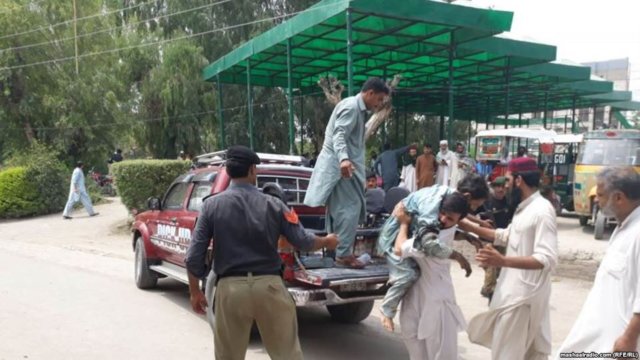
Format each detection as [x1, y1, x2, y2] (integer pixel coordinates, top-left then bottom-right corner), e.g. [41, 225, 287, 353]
[304, 78, 389, 268]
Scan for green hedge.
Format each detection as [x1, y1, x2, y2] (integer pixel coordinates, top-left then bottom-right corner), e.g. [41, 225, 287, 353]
[1, 143, 69, 218]
[0, 167, 42, 218]
[111, 160, 191, 212]
[24, 156, 68, 214]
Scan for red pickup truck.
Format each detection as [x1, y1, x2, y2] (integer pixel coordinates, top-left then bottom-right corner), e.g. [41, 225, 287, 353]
[131, 152, 389, 328]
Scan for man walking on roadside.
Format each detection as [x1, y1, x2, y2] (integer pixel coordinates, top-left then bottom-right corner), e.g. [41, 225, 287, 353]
[62, 161, 98, 220]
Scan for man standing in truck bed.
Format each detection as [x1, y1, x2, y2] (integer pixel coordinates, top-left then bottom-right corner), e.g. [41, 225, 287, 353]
[304, 77, 389, 269]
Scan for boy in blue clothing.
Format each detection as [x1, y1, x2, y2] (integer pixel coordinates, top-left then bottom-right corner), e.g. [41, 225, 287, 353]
[378, 174, 489, 332]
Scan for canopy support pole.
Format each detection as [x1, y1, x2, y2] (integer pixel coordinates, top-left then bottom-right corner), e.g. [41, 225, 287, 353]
[564, 114, 568, 133]
[216, 75, 225, 149]
[543, 91, 549, 130]
[403, 108, 408, 145]
[485, 96, 491, 131]
[467, 120, 471, 150]
[287, 38, 295, 155]
[247, 60, 254, 150]
[300, 92, 305, 155]
[592, 105, 597, 130]
[526, 117, 530, 150]
[517, 111, 522, 149]
[346, 9, 354, 96]
[447, 39, 455, 144]
[504, 60, 511, 129]
[439, 114, 445, 141]
[572, 95, 577, 134]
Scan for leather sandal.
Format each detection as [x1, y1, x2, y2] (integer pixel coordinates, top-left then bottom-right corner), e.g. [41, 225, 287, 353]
[335, 255, 365, 269]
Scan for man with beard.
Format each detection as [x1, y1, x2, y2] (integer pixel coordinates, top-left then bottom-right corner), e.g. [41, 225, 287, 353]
[555, 166, 640, 358]
[304, 77, 389, 269]
[415, 143, 438, 189]
[436, 140, 456, 187]
[451, 143, 476, 187]
[459, 157, 558, 360]
[399, 145, 419, 192]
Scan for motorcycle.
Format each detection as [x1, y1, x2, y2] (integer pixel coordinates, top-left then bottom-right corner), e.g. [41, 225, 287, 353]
[89, 168, 116, 196]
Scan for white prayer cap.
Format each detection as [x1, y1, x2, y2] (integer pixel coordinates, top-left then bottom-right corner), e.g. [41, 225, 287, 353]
[439, 140, 448, 146]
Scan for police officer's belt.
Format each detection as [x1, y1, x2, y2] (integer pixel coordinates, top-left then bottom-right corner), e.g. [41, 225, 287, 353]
[218, 270, 282, 279]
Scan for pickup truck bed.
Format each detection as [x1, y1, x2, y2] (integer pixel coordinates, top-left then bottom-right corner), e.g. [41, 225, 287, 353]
[295, 263, 389, 287]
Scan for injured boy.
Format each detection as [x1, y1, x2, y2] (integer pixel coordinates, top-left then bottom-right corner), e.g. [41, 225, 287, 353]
[377, 175, 489, 332]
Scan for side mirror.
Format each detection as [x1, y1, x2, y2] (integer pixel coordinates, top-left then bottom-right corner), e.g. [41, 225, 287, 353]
[147, 197, 161, 211]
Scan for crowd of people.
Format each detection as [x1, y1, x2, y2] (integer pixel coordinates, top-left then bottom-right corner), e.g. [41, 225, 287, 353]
[184, 77, 640, 360]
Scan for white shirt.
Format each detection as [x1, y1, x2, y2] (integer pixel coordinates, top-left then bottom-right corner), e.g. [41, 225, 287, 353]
[399, 226, 466, 341]
[492, 192, 558, 305]
[436, 151, 455, 186]
[555, 205, 640, 357]
[468, 192, 558, 355]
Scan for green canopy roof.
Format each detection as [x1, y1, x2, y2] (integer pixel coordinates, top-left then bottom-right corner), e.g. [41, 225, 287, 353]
[203, 0, 513, 88]
[203, 0, 638, 149]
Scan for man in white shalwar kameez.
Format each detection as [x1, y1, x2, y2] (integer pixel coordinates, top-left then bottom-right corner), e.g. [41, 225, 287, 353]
[450, 143, 476, 188]
[460, 157, 558, 360]
[555, 166, 640, 358]
[392, 202, 468, 359]
[62, 161, 98, 219]
[436, 140, 456, 187]
[399, 145, 418, 192]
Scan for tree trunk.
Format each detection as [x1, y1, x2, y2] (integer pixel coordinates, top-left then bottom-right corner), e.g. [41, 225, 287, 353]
[23, 118, 35, 144]
[318, 75, 403, 142]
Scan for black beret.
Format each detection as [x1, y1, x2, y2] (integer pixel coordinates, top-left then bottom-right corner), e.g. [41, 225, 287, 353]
[226, 145, 260, 165]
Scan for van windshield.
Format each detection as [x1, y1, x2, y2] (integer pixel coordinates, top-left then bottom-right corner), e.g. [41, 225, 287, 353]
[577, 139, 640, 165]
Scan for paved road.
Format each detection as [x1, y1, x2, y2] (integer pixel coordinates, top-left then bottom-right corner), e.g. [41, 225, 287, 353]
[0, 199, 603, 359]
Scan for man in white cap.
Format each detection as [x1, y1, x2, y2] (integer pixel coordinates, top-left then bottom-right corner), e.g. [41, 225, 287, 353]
[436, 140, 456, 186]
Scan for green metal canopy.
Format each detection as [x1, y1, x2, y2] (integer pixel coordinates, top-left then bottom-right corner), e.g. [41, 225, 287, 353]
[202, 0, 638, 151]
[203, 0, 514, 90]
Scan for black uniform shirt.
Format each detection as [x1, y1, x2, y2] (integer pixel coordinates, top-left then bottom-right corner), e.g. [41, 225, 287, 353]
[481, 195, 512, 229]
[185, 182, 315, 278]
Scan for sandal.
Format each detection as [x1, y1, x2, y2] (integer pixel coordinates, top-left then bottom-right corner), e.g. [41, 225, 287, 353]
[335, 255, 365, 269]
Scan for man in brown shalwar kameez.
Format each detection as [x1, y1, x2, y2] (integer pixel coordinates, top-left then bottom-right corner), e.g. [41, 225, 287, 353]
[415, 143, 438, 189]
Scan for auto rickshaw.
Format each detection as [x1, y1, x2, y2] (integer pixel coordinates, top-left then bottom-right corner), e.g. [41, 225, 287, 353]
[475, 128, 557, 181]
[539, 134, 582, 213]
[573, 129, 640, 239]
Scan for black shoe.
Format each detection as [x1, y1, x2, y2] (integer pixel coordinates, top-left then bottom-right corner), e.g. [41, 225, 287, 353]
[90, 212, 100, 217]
[63, 216, 72, 220]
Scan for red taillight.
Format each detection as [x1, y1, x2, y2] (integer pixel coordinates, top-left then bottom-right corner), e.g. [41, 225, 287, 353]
[278, 236, 296, 281]
[606, 131, 617, 137]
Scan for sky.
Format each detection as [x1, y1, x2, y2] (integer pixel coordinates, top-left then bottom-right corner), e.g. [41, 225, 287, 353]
[465, 0, 640, 100]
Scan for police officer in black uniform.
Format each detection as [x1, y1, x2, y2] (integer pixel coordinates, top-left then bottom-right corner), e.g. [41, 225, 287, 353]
[185, 145, 338, 360]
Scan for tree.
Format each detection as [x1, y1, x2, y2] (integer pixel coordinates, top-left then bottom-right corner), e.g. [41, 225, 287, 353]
[0, 0, 131, 168]
[137, 40, 214, 158]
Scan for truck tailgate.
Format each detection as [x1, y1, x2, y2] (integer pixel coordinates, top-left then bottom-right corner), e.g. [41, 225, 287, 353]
[294, 263, 389, 287]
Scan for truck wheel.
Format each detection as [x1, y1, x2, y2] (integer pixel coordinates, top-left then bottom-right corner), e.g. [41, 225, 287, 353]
[594, 210, 606, 240]
[327, 300, 374, 324]
[204, 270, 217, 332]
[134, 238, 158, 289]
[579, 216, 588, 226]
